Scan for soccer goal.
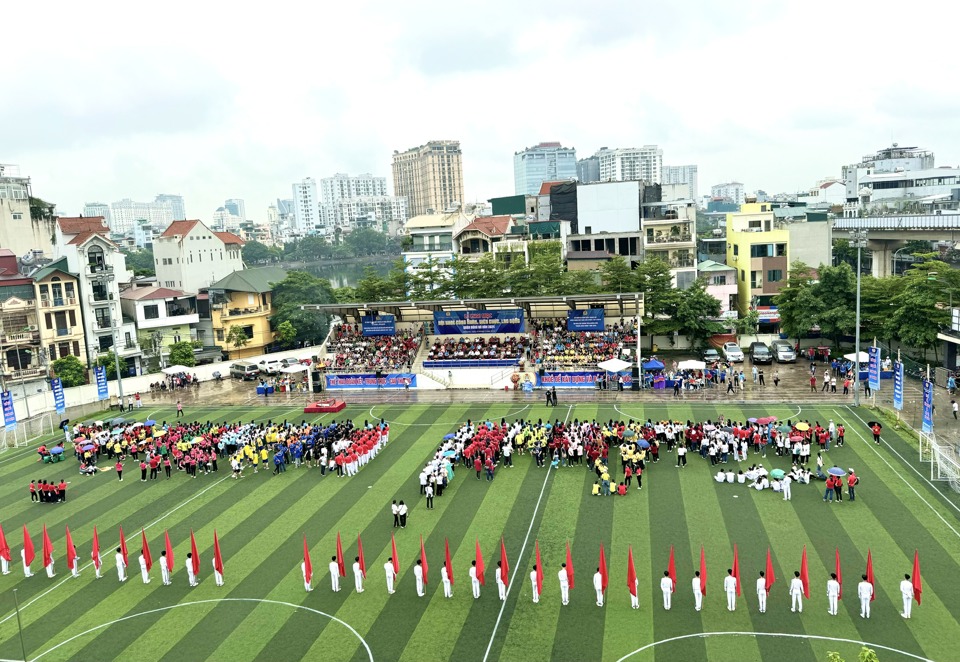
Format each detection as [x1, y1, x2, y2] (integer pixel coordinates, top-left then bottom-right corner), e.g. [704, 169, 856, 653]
[920, 431, 960, 492]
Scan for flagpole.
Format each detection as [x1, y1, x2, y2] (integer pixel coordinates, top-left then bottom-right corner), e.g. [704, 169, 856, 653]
[896, 349, 901, 425]
[13, 588, 28, 662]
[872, 338, 877, 407]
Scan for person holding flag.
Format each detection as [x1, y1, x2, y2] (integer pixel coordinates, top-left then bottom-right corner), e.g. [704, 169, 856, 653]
[353, 556, 365, 593]
[627, 548, 639, 610]
[212, 531, 224, 587]
[384, 557, 396, 594]
[91, 526, 102, 580]
[472, 540, 484, 600]
[329, 556, 341, 592]
[0, 523, 12, 575]
[441, 539, 454, 599]
[530, 564, 541, 604]
[724, 569, 738, 611]
[414, 559, 425, 597]
[139, 530, 153, 584]
[23, 525, 35, 577]
[139, 551, 151, 583]
[302, 536, 313, 592]
[116, 547, 128, 582]
[496, 561, 507, 601]
[162, 531, 174, 585]
[900, 574, 914, 618]
[694, 547, 707, 611]
[596, 544, 608, 608]
[65, 527, 79, 578]
[789, 571, 804, 613]
[661, 571, 674, 610]
[756, 572, 768, 613]
[558, 563, 570, 606]
[593, 567, 605, 607]
[42, 525, 55, 578]
[188, 531, 200, 587]
[827, 573, 841, 615]
[858, 573, 874, 618]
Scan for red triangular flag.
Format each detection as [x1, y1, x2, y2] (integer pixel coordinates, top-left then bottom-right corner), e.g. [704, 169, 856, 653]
[599, 542, 608, 593]
[91, 526, 101, 569]
[764, 547, 775, 593]
[419, 535, 429, 585]
[336, 532, 346, 577]
[835, 548, 842, 600]
[141, 529, 153, 572]
[444, 538, 454, 586]
[475, 539, 485, 586]
[42, 524, 54, 569]
[627, 546, 638, 597]
[668, 545, 677, 593]
[303, 534, 313, 584]
[566, 541, 575, 590]
[164, 530, 175, 573]
[23, 525, 35, 567]
[912, 550, 922, 605]
[500, 538, 510, 588]
[866, 549, 875, 602]
[0, 523, 11, 562]
[213, 530, 223, 576]
[732, 544, 741, 597]
[800, 546, 810, 599]
[65, 526, 77, 571]
[190, 529, 200, 576]
[391, 533, 400, 574]
[535, 540, 543, 595]
[699, 546, 707, 596]
[357, 534, 366, 579]
[119, 525, 128, 568]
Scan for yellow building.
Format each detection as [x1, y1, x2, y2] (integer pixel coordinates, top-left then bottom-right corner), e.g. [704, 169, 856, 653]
[208, 267, 287, 359]
[32, 257, 88, 369]
[725, 199, 789, 326]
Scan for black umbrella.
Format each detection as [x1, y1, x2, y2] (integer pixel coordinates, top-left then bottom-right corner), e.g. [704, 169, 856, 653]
[867, 421, 882, 429]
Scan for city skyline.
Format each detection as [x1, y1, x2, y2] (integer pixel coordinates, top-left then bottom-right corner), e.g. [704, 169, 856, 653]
[4, 2, 960, 222]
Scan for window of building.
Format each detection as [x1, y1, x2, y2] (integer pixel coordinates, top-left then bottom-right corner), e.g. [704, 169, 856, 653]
[750, 271, 762, 289]
[767, 269, 783, 283]
[712, 275, 727, 285]
[98, 335, 114, 351]
[741, 269, 746, 282]
[776, 243, 787, 257]
[12, 213, 22, 220]
[732, 245, 739, 256]
[750, 244, 774, 258]
[143, 305, 160, 319]
[216, 329, 224, 341]
[241, 325, 254, 339]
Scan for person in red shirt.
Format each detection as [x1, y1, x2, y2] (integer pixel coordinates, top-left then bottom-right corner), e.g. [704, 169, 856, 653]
[824, 475, 835, 502]
[474, 456, 483, 480]
[810, 375, 817, 392]
[871, 424, 881, 445]
[58, 479, 68, 503]
[163, 457, 172, 479]
[149, 456, 160, 480]
[624, 464, 633, 488]
[617, 482, 627, 496]
[116, 460, 124, 482]
[29, 480, 38, 502]
[140, 460, 148, 482]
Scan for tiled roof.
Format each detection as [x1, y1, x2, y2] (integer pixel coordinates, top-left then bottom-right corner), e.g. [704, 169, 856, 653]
[120, 286, 188, 301]
[209, 266, 288, 294]
[57, 217, 109, 235]
[67, 230, 117, 248]
[457, 216, 511, 238]
[214, 231, 245, 246]
[159, 220, 200, 238]
[539, 181, 571, 196]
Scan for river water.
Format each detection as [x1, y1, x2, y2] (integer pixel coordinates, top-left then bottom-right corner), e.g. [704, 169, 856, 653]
[295, 258, 394, 289]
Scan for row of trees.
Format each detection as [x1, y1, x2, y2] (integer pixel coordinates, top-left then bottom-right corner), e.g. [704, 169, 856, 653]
[243, 229, 403, 265]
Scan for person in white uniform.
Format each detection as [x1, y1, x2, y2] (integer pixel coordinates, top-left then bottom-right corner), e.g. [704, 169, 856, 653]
[441, 564, 453, 598]
[593, 568, 604, 607]
[160, 551, 171, 585]
[68, 551, 80, 578]
[1, 551, 10, 575]
[692, 571, 703, 611]
[93, 549, 102, 580]
[414, 559, 425, 597]
[139, 553, 151, 584]
[212, 558, 224, 586]
[116, 548, 127, 582]
[302, 561, 312, 591]
[530, 566, 540, 603]
[353, 557, 364, 593]
[858, 574, 873, 618]
[782, 474, 792, 501]
[329, 557, 341, 592]
[470, 560, 481, 599]
[558, 564, 570, 606]
[723, 569, 737, 611]
[900, 574, 913, 618]
[789, 571, 804, 613]
[496, 561, 507, 601]
[756, 571, 767, 613]
[826, 573, 841, 615]
[660, 570, 674, 610]
[629, 573, 640, 609]
[384, 558, 396, 594]
[185, 553, 197, 587]
[22, 549, 33, 577]
[45, 555, 56, 578]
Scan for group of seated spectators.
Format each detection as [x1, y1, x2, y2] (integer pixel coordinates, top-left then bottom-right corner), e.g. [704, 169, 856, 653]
[426, 336, 527, 362]
[323, 324, 421, 372]
[529, 319, 636, 370]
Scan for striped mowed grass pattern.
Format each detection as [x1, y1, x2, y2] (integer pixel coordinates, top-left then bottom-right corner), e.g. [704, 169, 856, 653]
[0, 401, 958, 661]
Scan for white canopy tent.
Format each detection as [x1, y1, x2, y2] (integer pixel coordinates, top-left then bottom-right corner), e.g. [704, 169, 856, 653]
[280, 363, 313, 392]
[597, 358, 632, 373]
[677, 359, 706, 371]
[161, 365, 193, 375]
[844, 352, 869, 363]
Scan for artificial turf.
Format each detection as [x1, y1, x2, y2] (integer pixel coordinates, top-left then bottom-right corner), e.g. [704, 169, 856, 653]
[0, 399, 958, 662]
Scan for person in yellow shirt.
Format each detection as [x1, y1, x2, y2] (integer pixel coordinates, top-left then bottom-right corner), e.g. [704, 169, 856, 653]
[592, 481, 601, 496]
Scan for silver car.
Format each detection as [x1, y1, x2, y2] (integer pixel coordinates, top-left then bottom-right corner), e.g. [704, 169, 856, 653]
[722, 342, 744, 362]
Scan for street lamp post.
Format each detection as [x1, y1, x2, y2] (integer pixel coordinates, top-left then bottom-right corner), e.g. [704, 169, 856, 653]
[850, 229, 868, 406]
[893, 246, 910, 276]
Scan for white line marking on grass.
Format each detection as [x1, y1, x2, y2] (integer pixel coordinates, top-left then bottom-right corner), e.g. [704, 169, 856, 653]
[615, 631, 932, 662]
[839, 407, 960, 532]
[0, 475, 231, 628]
[481, 405, 571, 662]
[28, 598, 373, 662]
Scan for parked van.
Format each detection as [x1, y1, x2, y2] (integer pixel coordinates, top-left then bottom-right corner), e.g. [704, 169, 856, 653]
[749, 342, 772, 364]
[770, 340, 796, 363]
[230, 362, 260, 380]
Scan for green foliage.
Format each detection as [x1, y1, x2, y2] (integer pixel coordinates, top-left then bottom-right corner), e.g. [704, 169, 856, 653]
[271, 270, 336, 310]
[29, 196, 56, 222]
[826, 646, 881, 662]
[274, 320, 297, 348]
[50, 355, 86, 387]
[732, 309, 760, 344]
[676, 279, 724, 348]
[635, 257, 681, 336]
[168, 341, 197, 367]
[226, 325, 250, 349]
[280, 230, 400, 262]
[94, 351, 119, 380]
[886, 260, 960, 360]
[269, 270, 335, 347]
[599, 256, 633, 293]
[242, 241, 280, 265]
[775, 261, 855, 346]
[121, 248, 156, 277]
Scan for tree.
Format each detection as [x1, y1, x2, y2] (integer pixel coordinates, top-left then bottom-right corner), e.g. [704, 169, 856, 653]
[887, 260, 960, 361]
[242, 241, 275, 265]
[271, 307, 329, 347]
[122, 248, 156, 277]
[343, 229, 391, 257]
[274, 320, 297, 348]
[634, 258, 681, 340]
[676, 279, 724, 348]
[272, 270, 336, 310]
[95, 351, 120, 380]
[775, 261, 817, 340]
[732, 309, 760, 345]
[599, 256, 633, 293]
[226, 325, 250, 350]
[813, 263, 856, 346]
[50, 355, 86, 387]
[167, 341, 197, 367]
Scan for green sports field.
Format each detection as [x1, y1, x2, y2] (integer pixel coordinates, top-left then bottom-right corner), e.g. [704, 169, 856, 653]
[1, 399, 958, 662]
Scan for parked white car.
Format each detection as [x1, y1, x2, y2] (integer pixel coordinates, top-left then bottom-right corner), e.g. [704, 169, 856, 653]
[259, 359, 283, 374]
[722, 342, 744, 363]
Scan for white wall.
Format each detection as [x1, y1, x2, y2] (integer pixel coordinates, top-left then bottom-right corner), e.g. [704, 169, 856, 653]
[576, 181, 641, 234]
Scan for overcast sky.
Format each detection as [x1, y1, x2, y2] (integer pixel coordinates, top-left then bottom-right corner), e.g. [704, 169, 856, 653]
[6, 1, 959, 221]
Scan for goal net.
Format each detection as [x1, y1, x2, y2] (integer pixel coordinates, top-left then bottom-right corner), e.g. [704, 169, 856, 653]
[920, 431, 960, 492]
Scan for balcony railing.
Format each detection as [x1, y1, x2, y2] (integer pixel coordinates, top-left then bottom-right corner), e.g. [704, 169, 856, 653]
[88, 292, 114, 304]
[40, 297, 78, 308]
[8, 367, 45, 380]
[2, 331, 39, 343]
[646, 234, 694, 245]
[86, 263, 114, 275]
[95, 318, 113, 330]
[670, 259, 696, 268]
[56, 327, 72, 336]
[221, 306, 267, 318]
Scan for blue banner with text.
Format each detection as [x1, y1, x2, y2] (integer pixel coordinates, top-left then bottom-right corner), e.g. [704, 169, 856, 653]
[325, 373, 416, 390]
[361, 315, 396, 337]
[567, 309, 605, 332]
[433, 309, 524, 335]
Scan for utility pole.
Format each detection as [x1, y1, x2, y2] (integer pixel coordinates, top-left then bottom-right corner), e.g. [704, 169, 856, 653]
[850, 229, 868, 407]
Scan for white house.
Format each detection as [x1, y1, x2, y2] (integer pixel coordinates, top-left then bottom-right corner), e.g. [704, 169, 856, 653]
[153, 220, 245, 295]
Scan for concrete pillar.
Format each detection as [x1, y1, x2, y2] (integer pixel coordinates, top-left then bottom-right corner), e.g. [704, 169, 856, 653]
[867, 239, 904, 278]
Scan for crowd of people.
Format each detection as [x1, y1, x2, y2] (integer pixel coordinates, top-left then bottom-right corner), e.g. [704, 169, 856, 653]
[529, 319, 634, 370]
[324, 324, 421, 372]
[426, 336, 526, 362]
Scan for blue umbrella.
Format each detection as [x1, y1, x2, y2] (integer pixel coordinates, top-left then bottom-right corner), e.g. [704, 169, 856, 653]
[623, 429, 636, 438]
[443, 433, 456, 441]
[443, 450, 456, 458]
[637, 440, 650, 449]
[81, 443, 95, 451]
[145, 419, 156, 426]
[642, 359, 665, 370]
[828, 467, 847, 477]
[50, 446, 64, 455]
[544, 424, 553, 429]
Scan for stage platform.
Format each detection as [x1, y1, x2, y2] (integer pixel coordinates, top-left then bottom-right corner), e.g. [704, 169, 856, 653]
[304, 398, 346, 413]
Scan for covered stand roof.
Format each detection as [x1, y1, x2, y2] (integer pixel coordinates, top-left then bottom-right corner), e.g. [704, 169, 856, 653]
[303, 292, 644, 325]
